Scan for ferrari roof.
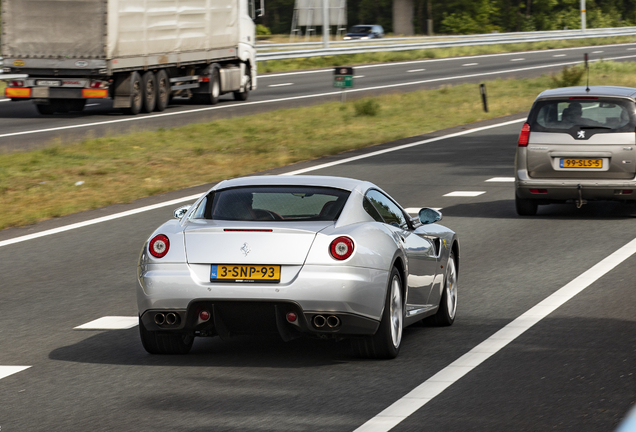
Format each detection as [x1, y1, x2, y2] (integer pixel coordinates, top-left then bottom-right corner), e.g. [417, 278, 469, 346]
[212, 175, 376, 193]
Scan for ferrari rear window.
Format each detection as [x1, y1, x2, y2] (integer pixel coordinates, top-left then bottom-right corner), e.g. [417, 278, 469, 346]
[206, 186, 350, 221]
[529, 98, 636, 133]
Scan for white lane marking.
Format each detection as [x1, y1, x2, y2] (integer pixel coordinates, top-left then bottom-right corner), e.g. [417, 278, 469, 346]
[268, 83, 294, 87]
[85, 103, 99, 107]
[443, 191, 485, 197]
[74, 316, 138, 330]
[405, 207, 442, 214]
[354, 75, 365, 78]
[592, 50, 604, 53]
[355, 237, 636, 432]
[261, 42, 636, 78]
[553, 54, 567, 57]
[0, 366, 31, 380]
[510, 58, 525, 61]
[3, 54, 636, 140]
[617, 404, 636, 432]
[462, 63, 479, 66]
[0, 99, 10, 103]
[0, 194, 201, 248]
[406, 69, 425, 73]
[283, 118, 525, 175]
[485, 177, 515, 182]
[1, 118, 526, 248]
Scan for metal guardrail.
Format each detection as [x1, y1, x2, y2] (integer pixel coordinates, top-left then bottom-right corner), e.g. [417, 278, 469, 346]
[256, 27, 636, 61]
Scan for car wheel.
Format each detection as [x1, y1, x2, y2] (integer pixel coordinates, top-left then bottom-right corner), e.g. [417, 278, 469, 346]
[352, 267, 403, 359]
[138, 317, 194, 354]
[515, 194, 538, 216]
[425, 251, 458, 327]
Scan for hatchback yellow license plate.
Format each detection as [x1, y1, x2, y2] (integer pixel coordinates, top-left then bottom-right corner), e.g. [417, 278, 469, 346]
[210, 264, 281, 283]
[560, 158, 603, 168]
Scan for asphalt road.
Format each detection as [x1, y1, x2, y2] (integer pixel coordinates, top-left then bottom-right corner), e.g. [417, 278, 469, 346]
[2, 42, 636, 151]
[0, 116, 634, 431]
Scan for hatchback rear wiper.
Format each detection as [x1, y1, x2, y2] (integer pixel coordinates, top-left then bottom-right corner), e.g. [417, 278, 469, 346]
[579, 126, 613, 130]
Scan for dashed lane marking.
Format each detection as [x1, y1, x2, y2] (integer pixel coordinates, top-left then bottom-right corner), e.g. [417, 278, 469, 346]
[406, 69, 425, 73]
[485, 177, 515, 182]
[592, 50, 604, 53]
[443, 191, 485, 197]
[268, 83, 294, 87]
[354, 75, 365, 78]
[0, 366, 31, 380]
[553, 54, 567, 57]
[510, 58, 525, 61]
[462, 63, 479, 66]
[355, 236, 636, 432]
[74, 316, 138, 330]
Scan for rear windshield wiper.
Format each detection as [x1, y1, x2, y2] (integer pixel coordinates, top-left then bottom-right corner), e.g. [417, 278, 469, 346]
[579, 126, 613, 130]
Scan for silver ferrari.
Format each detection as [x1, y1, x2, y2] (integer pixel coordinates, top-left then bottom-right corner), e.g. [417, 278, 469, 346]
[137, 175, 460, 359]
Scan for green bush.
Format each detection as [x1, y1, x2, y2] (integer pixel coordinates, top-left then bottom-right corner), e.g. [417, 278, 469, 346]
[354, 99, 380, 116]
[551, 65, 585, 88]
[256, 24, 271, 36]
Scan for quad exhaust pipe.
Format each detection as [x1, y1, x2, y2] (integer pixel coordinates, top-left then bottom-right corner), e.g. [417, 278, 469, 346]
[312, 314, 341, 329]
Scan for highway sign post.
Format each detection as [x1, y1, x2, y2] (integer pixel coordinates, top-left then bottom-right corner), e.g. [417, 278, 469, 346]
[334, 67, 353, 103]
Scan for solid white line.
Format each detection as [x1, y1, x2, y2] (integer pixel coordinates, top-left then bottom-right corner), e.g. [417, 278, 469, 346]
[0, 194, 201, 248]
[485, 177, 515, 182]
[282, 118, 525, 175]
[74, 316, 138, 330]
[268, 83, 294, 87]
[0, 366, 31, 380]
[462, 63, 479, 66]
[406, 69, 425, 72]
[510, 58, 525, 61]
[443, 191, 485, 197]
[1, 118, 526, 248]
[3, 54, 636, 140]
[355, 236, 636, 432]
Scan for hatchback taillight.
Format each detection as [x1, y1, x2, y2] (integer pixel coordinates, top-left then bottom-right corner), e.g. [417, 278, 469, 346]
[149, 234, 170, 258]
[329, 236, 354, 260]
[518, 122, 531, 147]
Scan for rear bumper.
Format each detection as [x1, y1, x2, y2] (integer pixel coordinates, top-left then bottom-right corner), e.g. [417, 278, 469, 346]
[516, 170, 636, 201]
[137, 263, 388, 336]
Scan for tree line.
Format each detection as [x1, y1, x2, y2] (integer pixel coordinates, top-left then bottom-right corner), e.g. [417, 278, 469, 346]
[260, 0, 636, 36]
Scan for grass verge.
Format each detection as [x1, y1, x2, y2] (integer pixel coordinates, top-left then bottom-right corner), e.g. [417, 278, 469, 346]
[1, 60, 635, 230]
[258, 35, 636, 73]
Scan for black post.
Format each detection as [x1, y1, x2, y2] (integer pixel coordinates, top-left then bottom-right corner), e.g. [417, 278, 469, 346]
[480, 83, 488, 113]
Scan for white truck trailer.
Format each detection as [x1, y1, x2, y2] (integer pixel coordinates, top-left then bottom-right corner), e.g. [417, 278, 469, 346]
[1, 0, 262, 115]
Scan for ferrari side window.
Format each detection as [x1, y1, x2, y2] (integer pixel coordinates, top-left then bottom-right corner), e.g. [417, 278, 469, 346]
[365, 190, 407, 228]
[363, 197, 384, 222]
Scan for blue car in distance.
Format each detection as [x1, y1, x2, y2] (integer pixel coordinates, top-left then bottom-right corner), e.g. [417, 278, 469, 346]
[343, 25, 384, 40]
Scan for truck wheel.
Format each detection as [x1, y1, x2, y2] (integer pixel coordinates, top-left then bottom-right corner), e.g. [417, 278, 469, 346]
[121, 72, 143, 115]
[193, 67, 220, 105]
[36, 104, 55, 115]
[233, 75, 250, 101]
[141, 71, 156, 113]
[155, 70, 170, 112]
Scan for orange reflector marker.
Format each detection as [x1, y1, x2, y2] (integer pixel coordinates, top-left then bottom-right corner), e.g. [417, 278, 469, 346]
[82, 88, 108, 98]
[5, 88, 31, 98]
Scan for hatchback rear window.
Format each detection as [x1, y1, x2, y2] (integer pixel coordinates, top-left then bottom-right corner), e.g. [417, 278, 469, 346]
[529, 98, 636, 133]
[205, 186, 350, 221]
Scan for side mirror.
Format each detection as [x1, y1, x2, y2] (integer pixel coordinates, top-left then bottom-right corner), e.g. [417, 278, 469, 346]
[418, 208, 442, 225]
[173, 205, 191, 219]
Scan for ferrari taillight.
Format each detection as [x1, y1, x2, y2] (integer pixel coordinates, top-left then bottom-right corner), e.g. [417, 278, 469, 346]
[518, 122, 530, 147]
[149, 234, 170, 258]
[329, 236, 354, 260]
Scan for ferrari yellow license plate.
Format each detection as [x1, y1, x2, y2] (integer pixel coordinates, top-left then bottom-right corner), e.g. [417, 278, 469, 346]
[560, 158, 603, 168]
[210, 264, 281, 283]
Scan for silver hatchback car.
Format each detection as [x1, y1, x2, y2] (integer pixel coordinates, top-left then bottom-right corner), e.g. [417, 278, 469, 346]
[515, 86, 636, 215]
